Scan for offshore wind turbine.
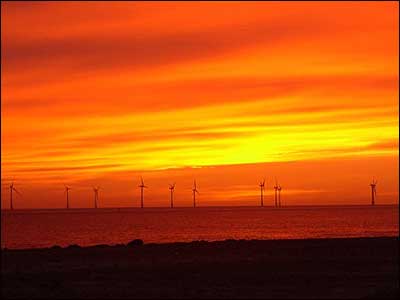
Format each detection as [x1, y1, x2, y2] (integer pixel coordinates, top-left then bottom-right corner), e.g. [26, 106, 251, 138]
[192, 180, 199, 208]
[138, 177, 147, 208]
[9, 182, 21, 210]
[370, 178, 377, 206]
[93, 186, 100, 208]
[273, 178, 279, 208]
[169, 183, 176, 208]
[259, 179, 265, 207]
[64, 185, 71, 209]
[278, 184, 282, 207]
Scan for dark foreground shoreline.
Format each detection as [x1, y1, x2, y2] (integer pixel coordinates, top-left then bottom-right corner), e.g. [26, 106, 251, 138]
[2, 237, 399, 299]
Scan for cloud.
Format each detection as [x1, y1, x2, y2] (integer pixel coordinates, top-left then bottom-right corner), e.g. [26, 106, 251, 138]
[3, 19, 313, 75]
[14, 164, 123, 173]
[3, 74, 397, 118]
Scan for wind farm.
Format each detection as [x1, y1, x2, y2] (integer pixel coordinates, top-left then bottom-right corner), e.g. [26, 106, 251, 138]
[3, 176, 382, 210]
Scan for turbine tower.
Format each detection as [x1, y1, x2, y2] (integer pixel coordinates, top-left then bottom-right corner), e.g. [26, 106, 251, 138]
[138, 177, 147, 208]
[192, 180, 199, 208]
[259, 179, 265, 207]
[169, 183, 176, 208]
[370, 178, 377, 206]
[64, 185, 71, 209]
[278, 184, 282, 207]
[9, 182, 21, 210]
[93, 186, 100, 208]
[273, 178, 279, 208]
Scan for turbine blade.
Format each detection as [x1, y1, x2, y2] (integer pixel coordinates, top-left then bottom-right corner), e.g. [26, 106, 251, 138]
[13, 188, 22, 196]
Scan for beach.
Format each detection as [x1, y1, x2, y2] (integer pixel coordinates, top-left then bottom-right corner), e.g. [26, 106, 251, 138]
[2, 237, 398, 299]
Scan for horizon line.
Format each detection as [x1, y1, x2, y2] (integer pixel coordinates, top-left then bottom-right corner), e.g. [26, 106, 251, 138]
[1, 203, 398, 212]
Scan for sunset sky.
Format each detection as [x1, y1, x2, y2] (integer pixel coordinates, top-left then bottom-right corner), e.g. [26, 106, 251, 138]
[1, 1, 398, 208]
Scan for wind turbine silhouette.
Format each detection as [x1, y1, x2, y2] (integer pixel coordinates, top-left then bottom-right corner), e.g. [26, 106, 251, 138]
[259, 179, 265, 207]
[277, 184, 282, 207]
[93, 186, 100, 208]
[169, 183, 176, 208]
[273, 178, 279, 208]
[192, 180, 199, 208]
[9, 182, 21, 210]
[64, 185, 71, 209]
[370, 178, 377, 206]
[138, 177, 147, 208]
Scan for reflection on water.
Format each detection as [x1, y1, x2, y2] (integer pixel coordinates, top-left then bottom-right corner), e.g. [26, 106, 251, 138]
[1, 205, 398, 249]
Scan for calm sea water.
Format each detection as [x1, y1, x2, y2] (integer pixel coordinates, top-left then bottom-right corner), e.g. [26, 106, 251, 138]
[1, 205, 398, 249]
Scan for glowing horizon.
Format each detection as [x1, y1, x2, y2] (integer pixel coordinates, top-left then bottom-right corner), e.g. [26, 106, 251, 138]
[1, 1, 398, 208]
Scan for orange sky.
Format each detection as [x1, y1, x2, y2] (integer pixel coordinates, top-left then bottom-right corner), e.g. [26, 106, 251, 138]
[1, 1, 399, 208]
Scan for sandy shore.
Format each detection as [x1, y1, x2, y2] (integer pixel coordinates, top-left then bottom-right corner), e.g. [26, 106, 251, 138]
[2, 237, 398, 299]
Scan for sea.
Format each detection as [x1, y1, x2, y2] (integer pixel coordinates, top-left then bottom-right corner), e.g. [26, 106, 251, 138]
[1, 205, 398, 249]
